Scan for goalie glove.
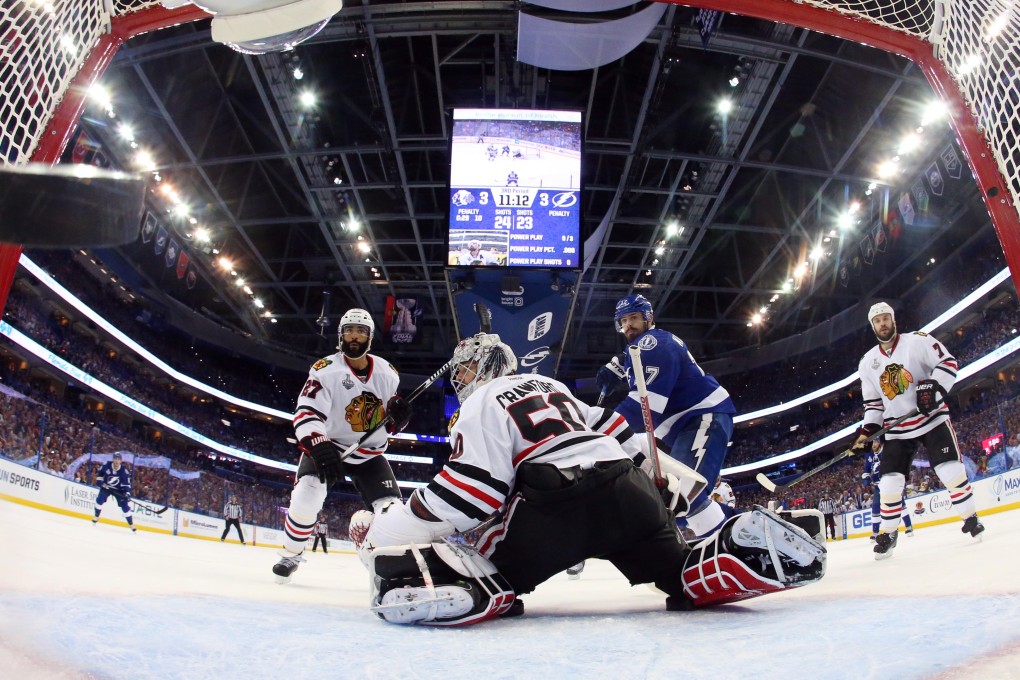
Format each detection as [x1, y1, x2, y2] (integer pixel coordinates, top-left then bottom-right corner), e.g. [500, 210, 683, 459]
[302, 434, 345, 486]
[660, 473, 689, 516]
[915, 379, 942, 416]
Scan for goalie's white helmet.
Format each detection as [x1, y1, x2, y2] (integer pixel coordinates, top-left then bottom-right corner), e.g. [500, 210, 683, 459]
[338, 308, 375, 357]
[450, 333, 518, 403]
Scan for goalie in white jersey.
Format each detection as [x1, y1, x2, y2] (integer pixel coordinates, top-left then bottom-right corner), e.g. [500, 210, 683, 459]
[852, 302, 984, 560]
[272, 308, 412, 583]
[350, 333, 826, 625]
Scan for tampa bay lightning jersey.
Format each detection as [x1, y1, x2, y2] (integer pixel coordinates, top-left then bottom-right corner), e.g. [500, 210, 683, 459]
[97, 461, 131, 493]
[617, 328, 736, 447]
[863, 450, 881, 487]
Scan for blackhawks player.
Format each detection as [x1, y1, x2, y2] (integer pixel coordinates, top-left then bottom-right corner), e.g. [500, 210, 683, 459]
[272, 308, 411, 583]
[350, 333, 826, 626]
[852, 302, 982, 559]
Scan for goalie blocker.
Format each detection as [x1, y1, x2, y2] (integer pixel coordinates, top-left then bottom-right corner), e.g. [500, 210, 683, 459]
[355, 504, 825, 625]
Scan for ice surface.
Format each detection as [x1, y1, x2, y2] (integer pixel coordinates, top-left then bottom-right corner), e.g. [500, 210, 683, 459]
[1, 501, 1018, 680]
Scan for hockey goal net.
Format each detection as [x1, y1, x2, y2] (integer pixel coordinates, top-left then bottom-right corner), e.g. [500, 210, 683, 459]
[0, 0, 1017, 276]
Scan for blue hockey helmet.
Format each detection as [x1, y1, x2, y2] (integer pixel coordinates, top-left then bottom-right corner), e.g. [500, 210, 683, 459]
[614, 294, 654, 333]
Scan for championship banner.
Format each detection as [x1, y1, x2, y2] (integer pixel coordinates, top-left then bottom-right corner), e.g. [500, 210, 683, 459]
[940, 144, 963, 179]
[860, 234, 875, 265]
[70, 129, 102, 165]
[141, 211, 158, 243]
[176, 250, 190, 279]
[384, 295, 423, 344]
[926, 160, 944, 196]
[165, 238, 179, 268]
[154, 226, 168, 255]
[898, 192, 916, 225]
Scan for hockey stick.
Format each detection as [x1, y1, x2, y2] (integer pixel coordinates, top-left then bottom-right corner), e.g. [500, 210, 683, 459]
[628, 344, 663, 487]
[340, 302, 492, 460]
[106, 487, 169, 515]
[755, 407, 922, 493]
[596, 387, 607, 407]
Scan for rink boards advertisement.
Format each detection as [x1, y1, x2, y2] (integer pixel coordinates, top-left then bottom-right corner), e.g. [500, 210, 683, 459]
[6, 456, 1018, 546]
[839, 465, 1020, 538]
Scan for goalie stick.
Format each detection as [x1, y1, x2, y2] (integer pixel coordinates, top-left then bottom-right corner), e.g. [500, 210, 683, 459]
[105, 487, 169, 515]
[755, 407, 922, 493]
[341, 302, 493, 460]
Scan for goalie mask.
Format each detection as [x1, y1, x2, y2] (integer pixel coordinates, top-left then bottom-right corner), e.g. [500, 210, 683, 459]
[338, 308, 375, 359]
[450, 333, 517, 404]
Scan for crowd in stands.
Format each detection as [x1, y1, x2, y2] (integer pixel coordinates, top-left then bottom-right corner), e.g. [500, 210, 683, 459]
[2, 238, 1020, 544]
[722, 243, 1007, 413]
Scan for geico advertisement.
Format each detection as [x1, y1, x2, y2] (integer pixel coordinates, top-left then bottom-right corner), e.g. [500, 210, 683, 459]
[842, 468, 1020, 533]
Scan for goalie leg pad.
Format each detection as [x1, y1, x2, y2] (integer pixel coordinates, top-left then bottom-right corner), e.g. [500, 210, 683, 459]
[368, 541, 515, 626]
[680, 506, 826, 608]
[776, 508, 826, 544]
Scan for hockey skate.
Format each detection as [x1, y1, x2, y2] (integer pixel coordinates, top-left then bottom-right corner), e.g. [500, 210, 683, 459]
[905, 527, 914, 537]
[566, 561, 585, 580]
[961, 514, 984, 540]
[874, 531, 897, 560]
[272, 552, 305, 584]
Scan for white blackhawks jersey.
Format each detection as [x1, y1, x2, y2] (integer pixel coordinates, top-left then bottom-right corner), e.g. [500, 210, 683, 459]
[711, 480, 735, 508]
[858, 331, 958, 439]
[292, 352, 400, 465]
[416, 374, 644, 533]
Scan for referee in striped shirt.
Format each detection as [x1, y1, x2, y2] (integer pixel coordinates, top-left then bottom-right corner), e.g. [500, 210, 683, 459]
[818, 496, 838, 541]
[221, 496, 245, 544]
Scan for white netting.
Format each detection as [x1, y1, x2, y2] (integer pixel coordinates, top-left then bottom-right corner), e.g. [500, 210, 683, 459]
[1, 0, 1017, 214]
[796, 0, 1020, 221]
[1, 1, 108, 164]
[0, 0, 161, 166]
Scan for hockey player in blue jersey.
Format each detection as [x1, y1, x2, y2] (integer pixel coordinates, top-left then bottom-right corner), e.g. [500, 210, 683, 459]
[598, 295, 737, 538]
[92, 452, 136, 531]
[863, 439, 913, 541]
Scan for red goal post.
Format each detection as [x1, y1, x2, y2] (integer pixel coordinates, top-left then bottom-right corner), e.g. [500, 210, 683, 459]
[1, 0, 1017, 311]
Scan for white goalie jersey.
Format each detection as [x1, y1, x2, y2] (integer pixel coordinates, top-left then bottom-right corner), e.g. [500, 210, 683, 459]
[292, 352, 400, 465]
[415, 374, 644, 533]
[858, 331, 958, 439]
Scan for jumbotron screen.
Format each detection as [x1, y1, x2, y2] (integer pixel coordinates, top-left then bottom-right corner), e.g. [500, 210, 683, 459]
[447, 108, 583, 270]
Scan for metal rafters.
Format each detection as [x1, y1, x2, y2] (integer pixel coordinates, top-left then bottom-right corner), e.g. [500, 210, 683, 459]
[78, 1, 972, 380]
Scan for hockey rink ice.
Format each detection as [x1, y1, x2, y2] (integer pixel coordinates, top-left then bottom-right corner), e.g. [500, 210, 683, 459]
[1, 501, 1018, 680]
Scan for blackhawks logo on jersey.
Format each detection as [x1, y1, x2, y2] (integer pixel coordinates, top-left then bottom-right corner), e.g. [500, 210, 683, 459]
[345, 391, 385, 432]
[312, 358, 333, 371]
[879, 363, 913, 400]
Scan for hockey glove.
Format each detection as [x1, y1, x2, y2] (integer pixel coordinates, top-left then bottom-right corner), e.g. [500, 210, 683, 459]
[596, 353, 629, 407]
[850, 423, 881, 453]
[385, 394, 412, 434]
[303, 434, 345, 486]
[915, 379, 941, 416]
